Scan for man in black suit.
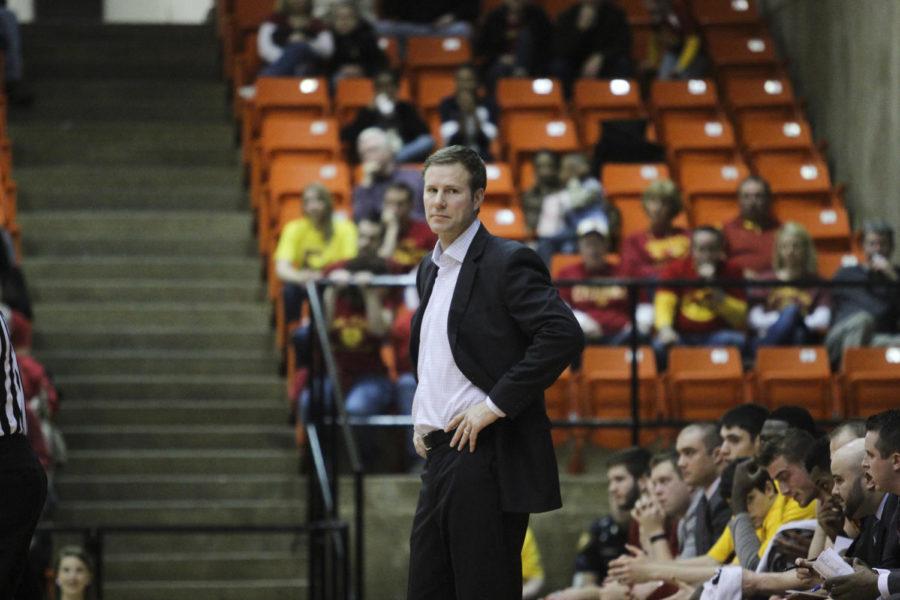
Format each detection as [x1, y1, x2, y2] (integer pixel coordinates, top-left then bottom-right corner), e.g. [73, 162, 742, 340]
[406, 146, 584, 599]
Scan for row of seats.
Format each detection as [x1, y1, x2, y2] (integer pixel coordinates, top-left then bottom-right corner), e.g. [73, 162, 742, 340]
[545, 345, 900, 447]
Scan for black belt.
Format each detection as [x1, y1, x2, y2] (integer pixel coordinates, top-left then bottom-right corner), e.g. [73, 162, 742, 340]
[422, 429, 455, 456]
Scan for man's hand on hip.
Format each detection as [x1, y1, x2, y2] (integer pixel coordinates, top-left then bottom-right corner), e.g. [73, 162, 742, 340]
[447, 402, 500, 453]
[413, 432, 427, 459]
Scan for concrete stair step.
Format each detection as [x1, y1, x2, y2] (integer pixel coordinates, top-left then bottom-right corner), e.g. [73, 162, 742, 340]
[102, 579, 308, 600]
[23, 257, 260, 280]
[104, 551, 305, 581]
[23, 237, 255, 258]
[18, 187, 246, 212]
[64, 425, 295, 450]
[64, 449, 299, 477]
[18, 211, 252, 239]
[34, 302, 270, 330]
[55, 499, 306, 527]
[57, 475, 305, 502]
[8, 122, 236, 167]
[34, 328, 275, 353]
[55, 375, 284, 401]
[98, 532, 306, 554]
[40, 349, 277, 377]
[56, 399, 286, 427]
[31, 279, 263, 303]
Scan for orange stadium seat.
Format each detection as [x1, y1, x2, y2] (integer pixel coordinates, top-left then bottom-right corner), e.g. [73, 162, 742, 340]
[665, 346, 745, 420]
[816, 251, 863, 279]
[754, 346, 834, 419]
[479, 205, 529, 240]
[545, 367, 577, 445]
[222, 0, 273, 81]
[679, 156, 750, 203]
[650, 79, 720, 118]
[406, 36, 471, 81]
[755, 154, 832, 200]
[602, 163, 671, 203]
[334, 77, 413, 125]
[416, 72, 457, 121]
[581, 346, 661, 447]
[840, 347, 900, 417]
[496, 78, 566, 120]
[739, 114, 815, 157]
[505, 115, 580, 176]
[573, 78, 643, 120]
[483, 163, 516, 206]
[705, 29, 781, 79]
[691, 0, 762, 27]
[662, 114, 737, 161]
[377, 36, 401, 70]
[724, 76, 799, 118]
[772, 202, 851, 252]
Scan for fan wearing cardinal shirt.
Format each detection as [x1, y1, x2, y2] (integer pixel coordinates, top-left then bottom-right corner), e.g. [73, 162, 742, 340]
[653, 226, 747, 368]
[620, 179, 691, 281]
[558, 219, 632, 344]
[722, 176, 781, 278]
[377, 182, 437, 269]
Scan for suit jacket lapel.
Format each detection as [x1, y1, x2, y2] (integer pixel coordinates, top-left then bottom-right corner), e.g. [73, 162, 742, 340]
[447, 225, 488, 348]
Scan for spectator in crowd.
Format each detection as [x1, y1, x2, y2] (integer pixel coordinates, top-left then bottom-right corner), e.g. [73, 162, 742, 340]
[619, 178, 691, 280]
[828, 420, 866, 454]
[341, 70, 434, 164]
[298, 218, 398, 468]
[718, 403, 769, 462]
[376, 0, 478, 42]
[723, 175, 782, 278]
[54, 546, 94, 600]
[274, 183, 357, 324]
[0, 3, 33, 106]
[748, 222, 831, 349]
[438, 65, 499, 161]
[759, 428, 822, 509]
[327, 1, 387, 83]
[557, 219, 633, 344]
[535, 152, 619, 263]
[570, 447, 650, 589]
[653, 226, 747, 367]
[825, 219, 900, 366]
[830, 438, 887, 565]
[351, 127, 425, 222]
[761, 405, 820, 441]
[675, 423, 729, 555]
[640, 450, 695, 560]
[520, 150, 563, 236]
[641, 0, 705, 81]
[255, 0, 334, 79]
[377, 182, 437, 268]
[521, 526, 545, 600]
[552, 0, 633, 95]
[474, 0, 553, 92]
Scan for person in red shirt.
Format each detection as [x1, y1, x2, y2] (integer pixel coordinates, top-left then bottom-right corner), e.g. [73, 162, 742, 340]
[723, 176, 781, 278]
[377, 182, 437, 269]
[653, 226, 748, 368]
[558, 218, 633, 344]
[620, 179, 691, 280]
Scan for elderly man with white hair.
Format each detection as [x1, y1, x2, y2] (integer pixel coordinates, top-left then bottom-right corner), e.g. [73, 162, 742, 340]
[351, 127, 425, 222]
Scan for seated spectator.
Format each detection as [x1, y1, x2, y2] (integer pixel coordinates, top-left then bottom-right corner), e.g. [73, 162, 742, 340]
[619, 178, 691, 280]
[520, 150, 563, 236]
[557, 219, 633, 344]
[351, 127, 425, 222]
[759, 428, 822, 510]
[718, 403, 769, 463]
[375, 0, 478, 42]
[825, 219, 900, 366]
[438, 65, 499, 161]
[377, 182, 437, 268]
[749, 222, 831, 349]
[641, 0, 705, 81]
[653, 227, 747, 367]
[640, 450, 695, 560]
[474, 0, 553, 92]
[552, 0, 633, 96]
[341, 70, 434, 164]
[54, 546, 94, 600]
[723, 175, 782, 278]
[521, 526, 545, 600]
[536, 152, 620, 263]
[675, 423, 730, 555]
[274, 183, 358, 324]
[327, 1, 387, 83]
[254, 0, 334, 81]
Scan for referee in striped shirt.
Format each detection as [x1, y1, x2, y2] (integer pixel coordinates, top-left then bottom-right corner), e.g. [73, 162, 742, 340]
[0, 313, 47, 597]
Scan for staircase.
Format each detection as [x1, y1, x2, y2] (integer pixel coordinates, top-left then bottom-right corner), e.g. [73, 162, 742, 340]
[13, 22, 307, 599]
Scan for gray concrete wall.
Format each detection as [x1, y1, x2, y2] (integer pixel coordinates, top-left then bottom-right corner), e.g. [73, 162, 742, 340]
[760, 0, 900, 231]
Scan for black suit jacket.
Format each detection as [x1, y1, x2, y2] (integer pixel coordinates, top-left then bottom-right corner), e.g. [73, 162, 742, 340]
[881, 494, 900, 595]
[410, 224, 584, 513]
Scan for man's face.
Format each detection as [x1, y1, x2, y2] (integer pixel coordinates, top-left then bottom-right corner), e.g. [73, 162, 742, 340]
[862, 232, 893, 264]
[578, 233, 607, 271]
[455, 67, 478, 95]
[650, 461, 691, 518]
[423, 163, 483, 246]
[766, 456, 817, 506]
[746, 485, 774, 529]
[863, 431, 899, 494]
[831, 452, 866, 519]
[691, 230, 724, 272]
[358, 134, 393, 172]
[719, 425, 756, 462]
[302, 189, 328, 223]
[383, 188, 413, 222]
[534, 152, 558, 185]
[356, 220, 383, 257]
[607, 465, 639, 511]
[643, 196, 675, 231]
[676, 428, 718, 488]
[737, 179, 770, 224]
[759, 419, 789, 447]
[374, 72, 398, 100]
[333, 5, 358, 35]
[809, 465, 834, 502]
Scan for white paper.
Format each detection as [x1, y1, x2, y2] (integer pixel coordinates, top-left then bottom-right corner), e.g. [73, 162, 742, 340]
[810, 547, 854, 578]
[833, 536, 853, 554]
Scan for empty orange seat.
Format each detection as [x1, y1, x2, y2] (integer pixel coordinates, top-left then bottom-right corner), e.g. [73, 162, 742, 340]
[772, 201, 851, 252]
[574, 78, 643, 119]
[840, 347, 900, 417]
[691, 0, 761, 26]
[483, 163, 516, 206]
[755, 154, 832, 199]
[253, 76, 330, 121]
[258, 116, 341, 163]
[755, 346, 833, 418]
[505, 115, 580, 176]
[662, 114, 737, 160]
[650, 79, 720, 115]
[480, 205, 530, 240]
[724, 76, 798, 117]
[665, 346, 745, 420]
[602, 163, 671, 203]
[705, 29, 780, 79]
[406, 36, 471, 79]
[550, 253, 583, 278]
[545, 367, 577, 445]
[739, 114, 815, 157]
[416, 72, 457, 120]
[496, 78, 566, 119]
[679, 156, 750, 204]
[581, 346, 661, 447]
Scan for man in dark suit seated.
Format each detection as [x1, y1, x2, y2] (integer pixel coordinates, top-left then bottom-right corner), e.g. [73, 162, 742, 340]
[405, 145, 584, 599]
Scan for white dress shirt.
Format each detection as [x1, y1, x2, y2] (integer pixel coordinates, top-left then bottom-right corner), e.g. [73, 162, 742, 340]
[412, 219, 504, 434]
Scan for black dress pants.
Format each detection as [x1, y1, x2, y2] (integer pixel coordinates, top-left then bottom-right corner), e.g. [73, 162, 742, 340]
[0, 435, 47, 598]
[407, 433, 529, 600]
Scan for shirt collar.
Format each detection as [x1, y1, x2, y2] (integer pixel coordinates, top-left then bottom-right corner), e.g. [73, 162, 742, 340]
[875, 492, 890, 520]
[705, 476, 721, 500]
[431, 219, 481, 267]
